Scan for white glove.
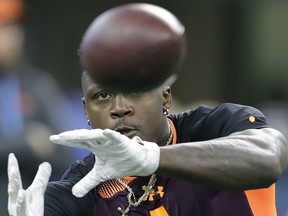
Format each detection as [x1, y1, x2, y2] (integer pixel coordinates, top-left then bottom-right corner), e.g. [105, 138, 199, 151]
[7, 153, 51, 216]
[50, 128, 160, 197]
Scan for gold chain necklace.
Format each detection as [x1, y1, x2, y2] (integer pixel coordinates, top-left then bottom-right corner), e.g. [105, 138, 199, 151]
[117, 121, 173, 216]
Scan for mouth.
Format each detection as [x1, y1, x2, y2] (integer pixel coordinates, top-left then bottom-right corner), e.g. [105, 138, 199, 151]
[114, 126, 138, 138]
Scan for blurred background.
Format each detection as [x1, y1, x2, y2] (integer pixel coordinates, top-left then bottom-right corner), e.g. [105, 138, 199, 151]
[0, 0, 287, 215]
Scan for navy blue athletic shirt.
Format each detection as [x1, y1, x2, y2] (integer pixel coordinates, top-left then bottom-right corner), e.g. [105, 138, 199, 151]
[44, 103, 272, 216]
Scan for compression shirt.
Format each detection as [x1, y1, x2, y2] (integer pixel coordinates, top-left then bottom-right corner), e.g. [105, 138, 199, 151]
[44, 103, 275, 216]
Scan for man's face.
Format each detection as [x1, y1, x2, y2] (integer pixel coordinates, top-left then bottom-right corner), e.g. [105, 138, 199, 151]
[81, 72, 171, 145]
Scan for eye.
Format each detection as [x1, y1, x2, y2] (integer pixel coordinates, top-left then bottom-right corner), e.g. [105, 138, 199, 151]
[94, 92, 113, 101]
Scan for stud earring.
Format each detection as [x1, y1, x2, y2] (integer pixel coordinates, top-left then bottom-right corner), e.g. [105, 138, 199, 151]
[87, 119, 91, 125]
[163, 109, 169, 115]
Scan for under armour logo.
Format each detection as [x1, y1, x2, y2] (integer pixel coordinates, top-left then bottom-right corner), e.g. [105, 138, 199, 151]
[149, 186, 164, 201]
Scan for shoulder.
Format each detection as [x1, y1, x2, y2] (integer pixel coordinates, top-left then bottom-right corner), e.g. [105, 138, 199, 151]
[211, 103, 266, 117]
[169, 104, 212, 126]
[169, 103, 270, 141]
[210, 103, 269, 132]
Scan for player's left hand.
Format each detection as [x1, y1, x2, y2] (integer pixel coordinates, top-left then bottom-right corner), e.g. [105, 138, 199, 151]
[7, 153, 51, 216]
[50, 129, 160, 197]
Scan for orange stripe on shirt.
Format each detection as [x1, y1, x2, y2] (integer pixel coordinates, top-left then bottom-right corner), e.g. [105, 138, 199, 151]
[150, 206, 169, 216]
[245, 184, 277, 216]
[167, 118, 177, 144]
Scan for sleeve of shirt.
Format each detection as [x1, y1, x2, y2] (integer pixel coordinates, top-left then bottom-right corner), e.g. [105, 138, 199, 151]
[193, 103, 270, 140]
[44, 153, 96, 216]
[44, 181, 94, 216]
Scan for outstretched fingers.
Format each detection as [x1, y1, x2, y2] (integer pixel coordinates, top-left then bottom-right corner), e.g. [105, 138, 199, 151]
[29, 162, 52, 193]
[50, 129, 106, 149]
[72, 165, 101, 198]
[7, 154, 24, 216]
[8, 153, 23, 203]
[103, 129, 124, 142]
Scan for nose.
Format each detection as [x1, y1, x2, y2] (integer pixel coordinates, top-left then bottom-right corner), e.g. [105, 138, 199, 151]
[110, 94, 133, 118]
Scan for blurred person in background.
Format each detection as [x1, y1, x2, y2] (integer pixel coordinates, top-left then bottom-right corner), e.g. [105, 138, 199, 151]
[0, 0, 79, 214]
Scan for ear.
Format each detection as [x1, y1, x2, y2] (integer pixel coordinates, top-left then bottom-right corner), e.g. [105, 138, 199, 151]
[82, 97, 89, 120]
[162, 86, 172, 110]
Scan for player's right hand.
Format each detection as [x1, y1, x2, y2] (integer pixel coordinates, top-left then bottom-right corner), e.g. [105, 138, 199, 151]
[7, 153, 51, 216]
[50, 128, 160, 198]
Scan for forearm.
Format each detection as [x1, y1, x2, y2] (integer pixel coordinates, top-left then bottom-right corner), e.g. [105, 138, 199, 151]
[157, 128, 288, 190]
